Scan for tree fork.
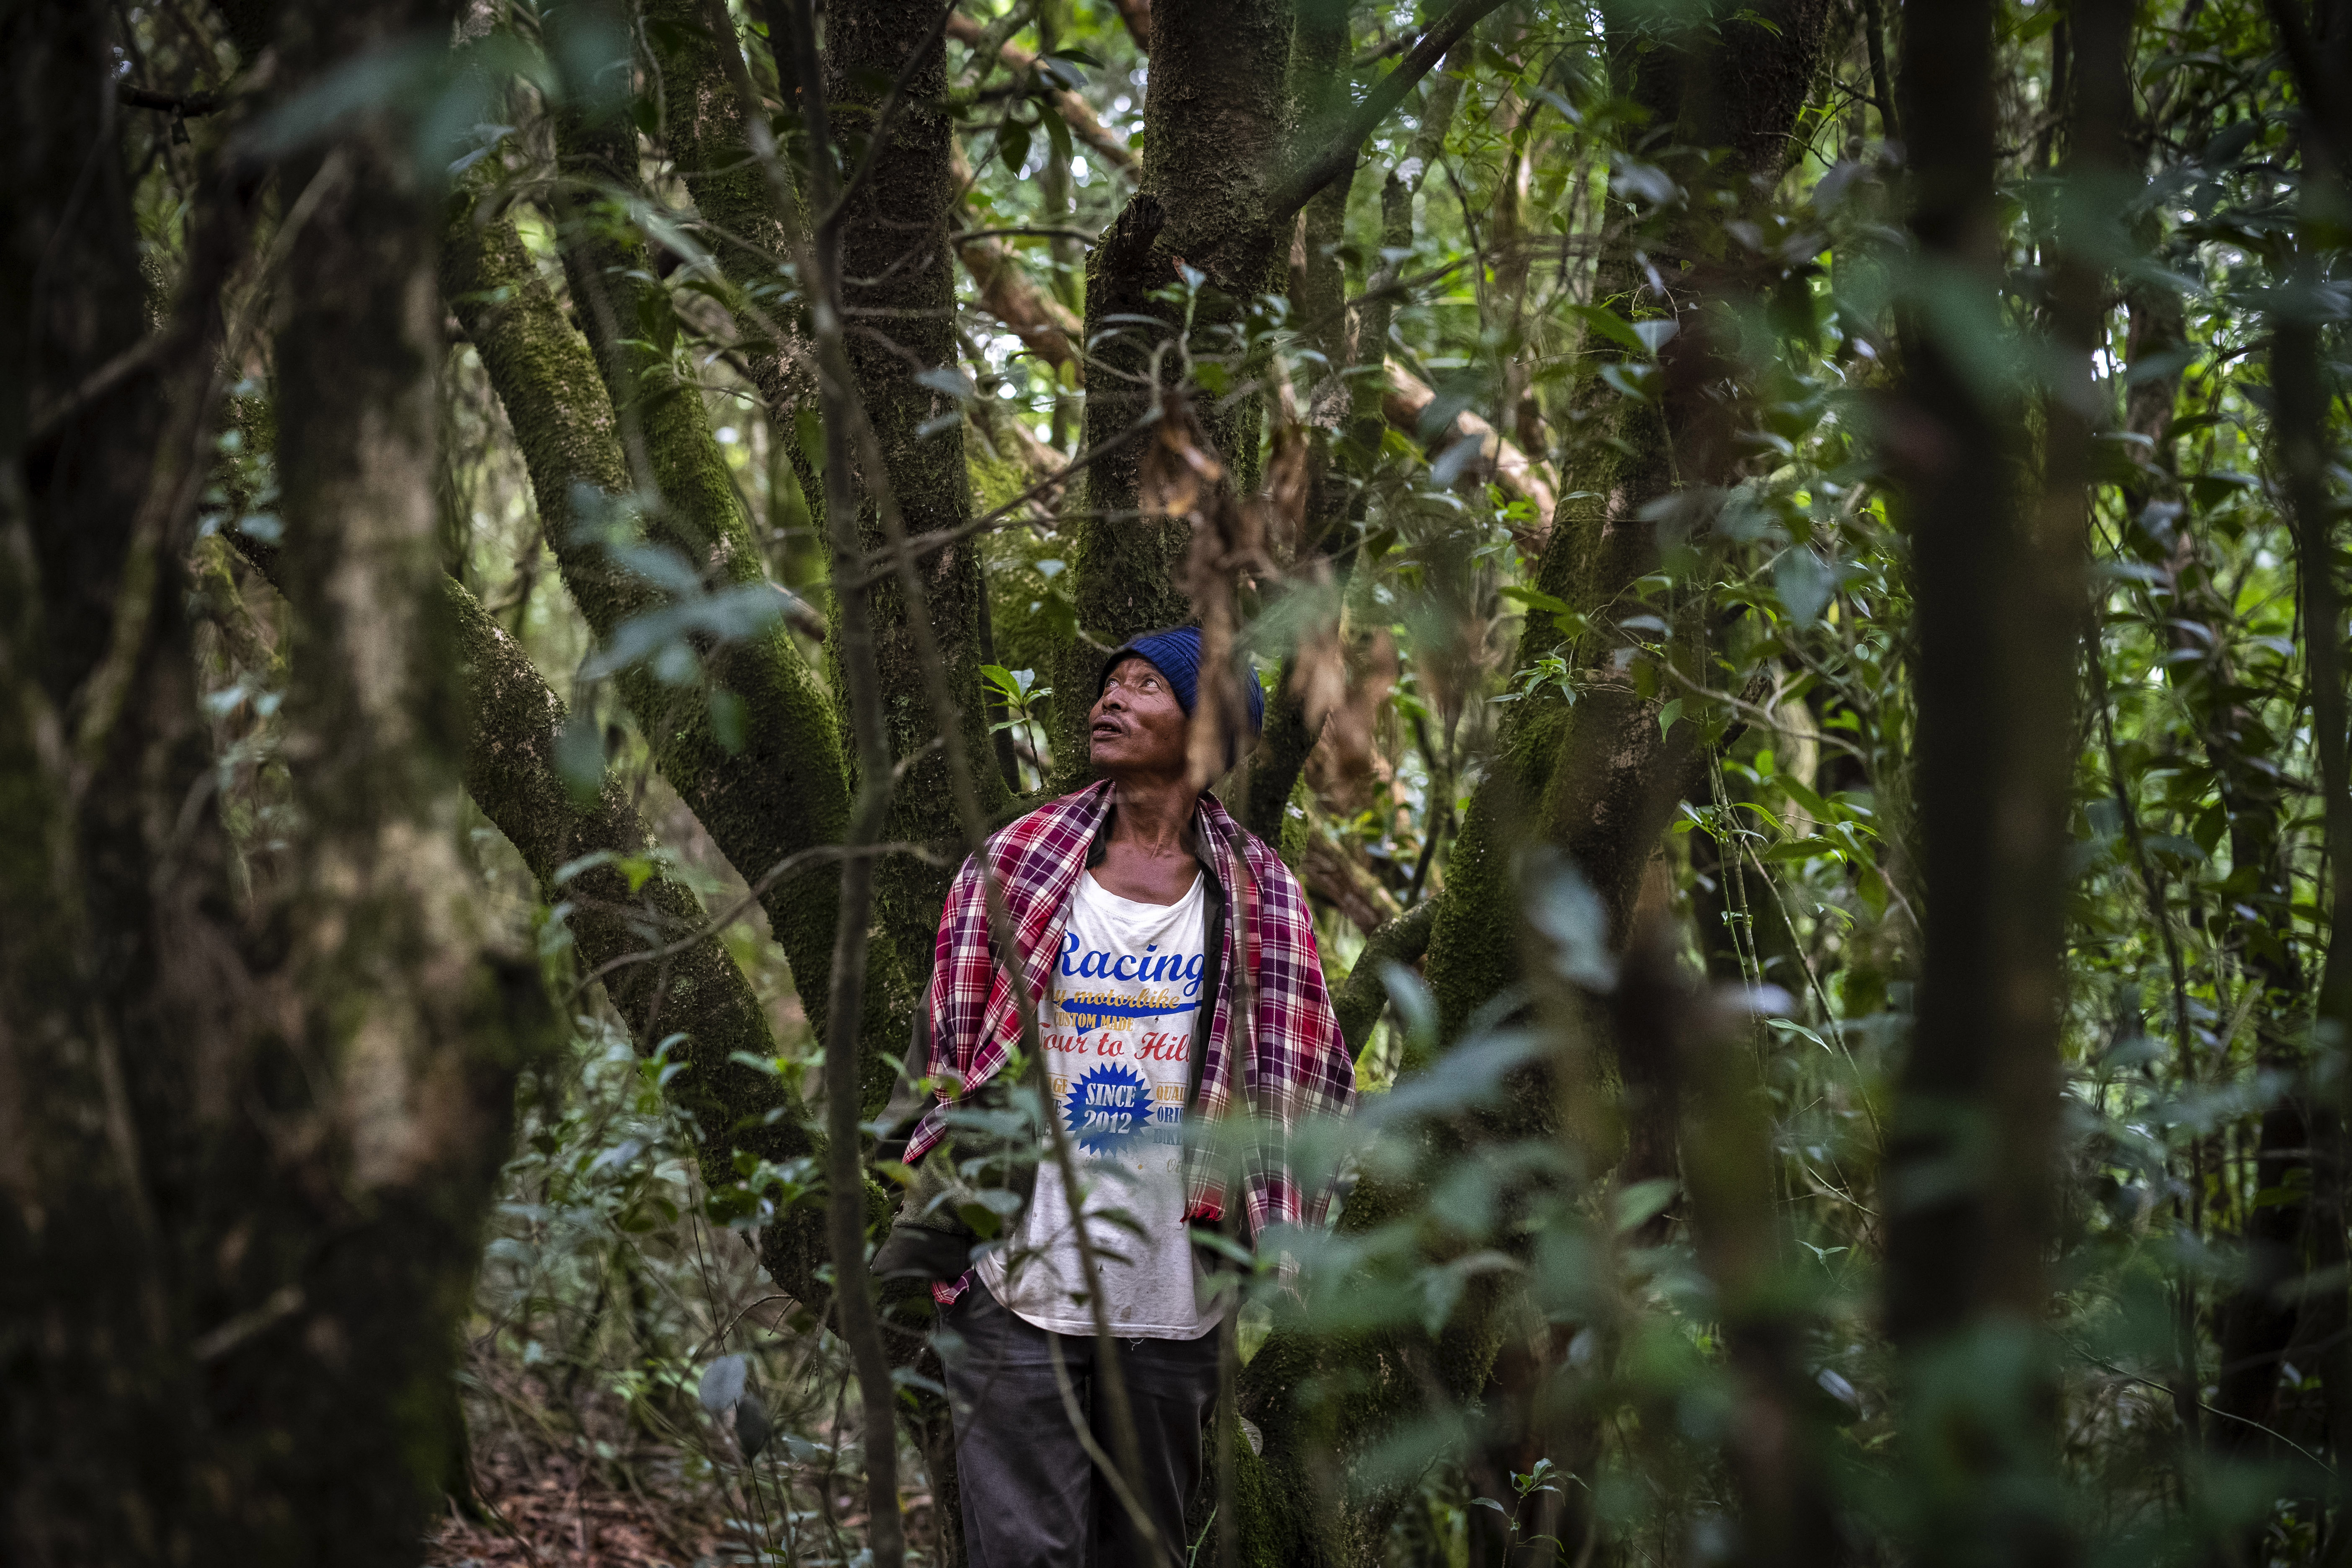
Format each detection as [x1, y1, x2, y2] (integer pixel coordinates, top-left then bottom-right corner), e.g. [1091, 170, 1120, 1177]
[440, 181, 916, 1112]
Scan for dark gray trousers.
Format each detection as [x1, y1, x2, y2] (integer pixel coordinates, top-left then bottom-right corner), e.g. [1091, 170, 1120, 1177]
[941, 1279, 1220, 1568]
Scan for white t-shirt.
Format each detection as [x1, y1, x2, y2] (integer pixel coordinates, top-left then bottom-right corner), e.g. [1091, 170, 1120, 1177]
[976, 867, 1217, 1339]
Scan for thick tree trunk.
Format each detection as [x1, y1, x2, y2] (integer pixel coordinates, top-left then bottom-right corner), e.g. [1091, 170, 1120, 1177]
[825, 0, 1011, 960]
[535, 2, 924, 1104]
[643, 0, 828, 559]
[443, 573, 841, 1298]
[2, 4, 555, 1560]
[1044, 0, 1301, 785]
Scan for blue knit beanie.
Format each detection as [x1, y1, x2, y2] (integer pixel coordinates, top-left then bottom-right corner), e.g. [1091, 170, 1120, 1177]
[1099, 626, 1266, 734]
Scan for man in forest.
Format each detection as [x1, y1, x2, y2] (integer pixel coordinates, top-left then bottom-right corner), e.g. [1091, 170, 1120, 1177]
[878, 626, 1356, 1566]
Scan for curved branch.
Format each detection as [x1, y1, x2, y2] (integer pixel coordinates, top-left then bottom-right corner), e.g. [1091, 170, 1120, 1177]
[1332, 901, 1438, 1056]
[946, 12, 1139, 179]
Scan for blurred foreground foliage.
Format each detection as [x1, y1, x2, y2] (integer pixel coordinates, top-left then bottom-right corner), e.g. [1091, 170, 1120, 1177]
[83, 0, 2352, 1563]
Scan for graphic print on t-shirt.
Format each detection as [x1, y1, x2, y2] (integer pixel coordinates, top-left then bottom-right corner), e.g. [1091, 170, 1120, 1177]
[1065, 1062, 1151, 1154]
[1040, 888, 1204, 1170]
[977, 866, 1218, 1339]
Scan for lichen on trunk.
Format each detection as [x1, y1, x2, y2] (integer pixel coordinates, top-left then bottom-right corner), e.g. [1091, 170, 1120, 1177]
[825, 0, 1011, 962]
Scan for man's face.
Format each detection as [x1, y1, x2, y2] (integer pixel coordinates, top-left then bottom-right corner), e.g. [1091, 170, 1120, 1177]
[1089, 656, 1189, 779]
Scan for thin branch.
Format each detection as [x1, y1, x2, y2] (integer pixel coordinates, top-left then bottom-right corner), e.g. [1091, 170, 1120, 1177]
[1264, 0, 1512, 226]
[841, 408, 1161, 588]
[953, 224, 1099, 245]
[567, 839, 936, 996]
[117, 83, 224, 116]
[776, 6, 906, 1563]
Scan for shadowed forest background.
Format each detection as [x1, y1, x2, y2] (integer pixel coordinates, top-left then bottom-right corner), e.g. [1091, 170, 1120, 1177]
[6, 0, 2352, 1564]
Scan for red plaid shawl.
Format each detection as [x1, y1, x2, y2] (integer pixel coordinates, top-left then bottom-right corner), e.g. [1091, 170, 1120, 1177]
[903, 779, 1355, 1243]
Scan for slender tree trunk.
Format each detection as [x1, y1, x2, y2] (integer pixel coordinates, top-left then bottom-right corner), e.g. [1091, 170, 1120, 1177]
[2269, 3, 2352, 1532]
[1233, 9, 1833, 1563]
[441, 175, 917, 1110]
[1421, 0, 1833, 1038]
[1624, 913, 1844, 1568]
[1878, 0, 2080, 1562]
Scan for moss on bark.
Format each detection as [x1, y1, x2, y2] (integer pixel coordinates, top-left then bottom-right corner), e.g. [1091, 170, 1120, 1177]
[443, 184, 914, 1114]
[171, 9, 571, 1550]
[641, 0, 827, 547]
[824, 2, 1011, 965]
[1330, 900, 1438, 1056]
[1045, 1, 1301, 788]
[443, 575, 831, 1291]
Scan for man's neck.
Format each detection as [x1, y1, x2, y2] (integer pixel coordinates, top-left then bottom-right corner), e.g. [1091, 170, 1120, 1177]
[1107, 772, 1197, 854]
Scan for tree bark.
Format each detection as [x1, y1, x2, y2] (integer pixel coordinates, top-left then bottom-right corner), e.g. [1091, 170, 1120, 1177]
[444, 575, 838, 1292]
[441, 178, 916, 1110]
[1043, 0, 1301, 785]
[1877, 0, 2080, 1561]
[3, 5, 557, 1560]
[825, 0, 1012, 964]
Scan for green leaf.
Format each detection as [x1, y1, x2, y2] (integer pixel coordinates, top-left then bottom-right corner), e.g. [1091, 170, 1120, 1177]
[634, 284, 679, 356]
[1778, 774, 1834, 824]
[734, 1393, 771, 1460]
[709, 689, 747, 754]
[1775, 547, 1836, 625]
[1500, 584, 1573, 616]
[698, 1354, 748, 1414]
[1598, 361, 1658, 402]
[1570, 303, 1647, 356]
[999, 119, 1032, 175]
[1612, 1178, 1677, 1235]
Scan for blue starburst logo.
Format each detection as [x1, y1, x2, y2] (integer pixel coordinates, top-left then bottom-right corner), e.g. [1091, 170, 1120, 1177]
[1063, 1063, 1151, 1155]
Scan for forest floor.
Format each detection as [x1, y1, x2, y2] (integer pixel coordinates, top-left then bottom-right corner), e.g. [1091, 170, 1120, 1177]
[428, 1442, 735, 1568]
[426, 1359, 934, 1567]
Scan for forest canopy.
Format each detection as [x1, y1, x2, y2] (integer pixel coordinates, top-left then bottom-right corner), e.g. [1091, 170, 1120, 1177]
[5, 0, 2352, 1565]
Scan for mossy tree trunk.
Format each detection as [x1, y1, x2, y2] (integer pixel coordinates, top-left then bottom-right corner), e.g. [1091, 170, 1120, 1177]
[518, 4, 918, 1107]
[642, 0, 827, 573]
[443, 177, 918, 1112]
[1044, 0, 1302, 787]
[825, 0, 1012, 960]
[1, 3, 556, 1560]
[1237, 0, 1365, 844]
